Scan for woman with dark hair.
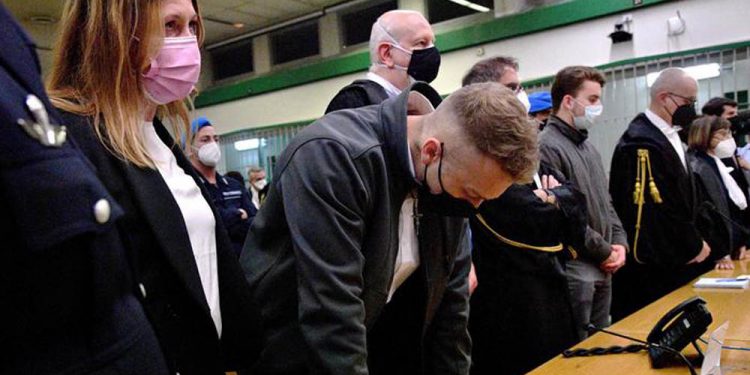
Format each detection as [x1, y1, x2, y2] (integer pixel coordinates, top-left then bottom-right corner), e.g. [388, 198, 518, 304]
[688, 116, 749, 271]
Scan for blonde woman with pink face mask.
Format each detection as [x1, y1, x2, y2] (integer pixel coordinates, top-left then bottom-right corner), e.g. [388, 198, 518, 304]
[47, 1, 261, 373]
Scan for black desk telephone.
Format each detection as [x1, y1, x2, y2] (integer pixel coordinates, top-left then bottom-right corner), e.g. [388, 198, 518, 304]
[563, 296, 712, 375]
[647, 296, 713, 368]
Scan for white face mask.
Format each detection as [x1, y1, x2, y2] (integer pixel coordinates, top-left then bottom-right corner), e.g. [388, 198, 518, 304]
[714, 137, 737, 159]
[572, 98, 603, 130]
[516, 90, 531, 113]
[253, 178, 268, 190]
[197, 142, 221, 167]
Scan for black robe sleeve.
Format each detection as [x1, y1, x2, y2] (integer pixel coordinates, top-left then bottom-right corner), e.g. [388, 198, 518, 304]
[538, 162, 588, 257]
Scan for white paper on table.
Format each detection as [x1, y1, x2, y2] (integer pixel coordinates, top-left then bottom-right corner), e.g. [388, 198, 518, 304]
[701, 321, 729, 375]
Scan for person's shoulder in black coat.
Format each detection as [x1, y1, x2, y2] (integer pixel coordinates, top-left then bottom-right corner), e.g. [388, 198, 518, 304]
[0, 4, 168, 374]
[325, 78, 390, 113]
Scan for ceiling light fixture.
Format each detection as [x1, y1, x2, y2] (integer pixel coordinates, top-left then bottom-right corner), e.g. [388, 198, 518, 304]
[204, 16, 245, 29]
[234, 138, 263, 151]
[448, 0, 491, 13]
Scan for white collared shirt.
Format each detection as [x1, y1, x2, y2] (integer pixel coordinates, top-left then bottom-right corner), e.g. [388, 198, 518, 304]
[389, 140, 419, 302]
[389, 194, 420, 301]
[645, 109, 687, 170]
[388, 93, 435, 302]
[250, 186, 261, 209]
[366, 72, 402, 98]
[710, 154, 748, 210]
[143, 122, 222, 337]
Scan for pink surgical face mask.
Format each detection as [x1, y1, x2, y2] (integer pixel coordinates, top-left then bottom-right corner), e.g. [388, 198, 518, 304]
[143, 36, 201, 105]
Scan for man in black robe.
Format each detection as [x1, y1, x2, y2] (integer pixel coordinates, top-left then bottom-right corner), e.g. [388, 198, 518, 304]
[610, 68, 712, 321]
[469, 161, 587, 375]
[461, 57, 587, 374]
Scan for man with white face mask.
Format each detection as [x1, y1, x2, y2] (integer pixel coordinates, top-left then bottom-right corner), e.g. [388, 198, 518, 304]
[190, 117, 255, 257]
[325, 10, 439, 113]
[539, 66, 629, 342]
[247, 166, 268, 210]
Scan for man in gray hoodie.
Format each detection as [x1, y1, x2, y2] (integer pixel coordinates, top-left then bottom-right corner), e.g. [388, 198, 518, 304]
[539, 66, 628, 341]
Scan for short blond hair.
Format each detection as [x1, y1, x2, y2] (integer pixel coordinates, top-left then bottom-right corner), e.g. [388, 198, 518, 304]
[442, 82, 539, 182]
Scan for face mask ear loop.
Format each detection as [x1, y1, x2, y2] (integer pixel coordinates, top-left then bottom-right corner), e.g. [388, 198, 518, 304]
[666, 95, 680, 118]
[437, 142, 446, 194]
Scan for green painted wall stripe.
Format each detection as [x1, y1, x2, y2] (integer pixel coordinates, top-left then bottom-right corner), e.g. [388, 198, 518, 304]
[522, 39, 750, 87]
[196, 0, 672, 108]
[220, 39, 750, 136]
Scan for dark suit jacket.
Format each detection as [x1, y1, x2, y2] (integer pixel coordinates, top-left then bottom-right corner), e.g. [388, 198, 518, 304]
[62, 113, 261, 374]
[609, 113, 705, 320]
[722, 156, 750, 248]
[241, 83, 471, 375]
[325, 79, 390, 114]
[0, 4, 168, 374]
[691, 152, 733, 260]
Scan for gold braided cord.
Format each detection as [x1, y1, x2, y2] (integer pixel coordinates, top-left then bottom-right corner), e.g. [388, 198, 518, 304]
[631, 149, 663, 264]
[474, 213, 564, 252]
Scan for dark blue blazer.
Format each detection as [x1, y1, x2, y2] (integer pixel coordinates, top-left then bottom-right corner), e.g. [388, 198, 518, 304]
[0, 4, 168, 374]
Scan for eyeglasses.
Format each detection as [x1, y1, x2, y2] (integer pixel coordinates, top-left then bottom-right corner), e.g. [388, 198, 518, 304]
[506, 83, 524, 94]
[668, 92, 697, 106]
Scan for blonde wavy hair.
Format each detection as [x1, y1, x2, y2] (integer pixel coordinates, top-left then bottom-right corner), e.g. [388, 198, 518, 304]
[47, 0, 204, 168]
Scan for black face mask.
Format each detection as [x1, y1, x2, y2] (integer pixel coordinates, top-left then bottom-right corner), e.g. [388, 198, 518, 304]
[407, 46, 441, 83]
[668, 95, 697, 128]
[672, 104, 697, 127]
[729, 116, 742, 134]
[419, 144, 476, 217]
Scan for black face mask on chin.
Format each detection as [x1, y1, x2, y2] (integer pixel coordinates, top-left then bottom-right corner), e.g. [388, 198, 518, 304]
[418, 143, 477, 218]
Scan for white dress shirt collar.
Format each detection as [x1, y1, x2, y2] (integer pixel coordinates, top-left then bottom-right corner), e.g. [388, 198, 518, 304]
[645, 109, 687, 170]
[710, 154, 748, 210]
[366, 72, 402, 98]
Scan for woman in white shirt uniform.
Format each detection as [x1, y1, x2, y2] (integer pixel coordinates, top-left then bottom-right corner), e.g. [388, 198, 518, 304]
[688, 116, 749, 271]
[46, 0, 260, 373]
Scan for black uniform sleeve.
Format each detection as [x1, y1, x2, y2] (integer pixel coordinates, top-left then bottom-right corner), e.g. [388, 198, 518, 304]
[221, 179, 254, 243]
[540, 164, 588, 257]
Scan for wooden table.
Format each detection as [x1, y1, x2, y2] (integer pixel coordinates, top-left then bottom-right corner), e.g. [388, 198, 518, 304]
[530, 259, 750, 374]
